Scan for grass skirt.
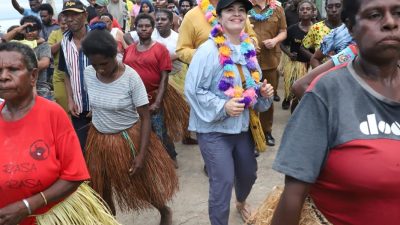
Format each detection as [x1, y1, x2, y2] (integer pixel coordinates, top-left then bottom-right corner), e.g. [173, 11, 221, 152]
[163, 84, 190, 142]
[85, 123, 179, 212]
[169, 63, 188, 97]
[277, 53, 290, 75]
[35, 183, 121, 225]
[283, 60, 308, 99]
[247, 186, 332, 225]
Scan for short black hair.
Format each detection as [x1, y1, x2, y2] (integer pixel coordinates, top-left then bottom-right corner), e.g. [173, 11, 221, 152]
[82, 29, 118, 58]
[341, 0, 361, 27]
[156, 9, 173, 22]
[0, 42, 38, 71]
[167, 0, 174, 4]
[100, 12, 114, 21]
[39, 3, 54, 15]
[134, 13, 155, 28]
[325, 0, 343, 7]
[179, 0, 193, 7]
[297, 0, 314, 12]
[20, 15, 42, 31]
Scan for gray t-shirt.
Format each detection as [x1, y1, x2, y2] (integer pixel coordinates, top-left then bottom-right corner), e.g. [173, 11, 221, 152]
[84, 65, 149, 134]
[34, 43, 52, 98]
[273, 61, 400, 183]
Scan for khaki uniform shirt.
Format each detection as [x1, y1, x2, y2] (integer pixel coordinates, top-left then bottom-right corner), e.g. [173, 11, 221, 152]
[250, 5, 287, 70]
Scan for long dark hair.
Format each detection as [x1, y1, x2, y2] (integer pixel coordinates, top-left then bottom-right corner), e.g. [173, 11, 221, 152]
[139, 0, 155, 13]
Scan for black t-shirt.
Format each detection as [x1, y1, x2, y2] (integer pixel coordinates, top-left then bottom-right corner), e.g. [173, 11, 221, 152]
[284, 8, 299, 27]
[283, 23, 308, 62]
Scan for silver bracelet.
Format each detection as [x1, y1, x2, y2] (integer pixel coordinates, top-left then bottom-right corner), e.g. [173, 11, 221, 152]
[22, 199, 32, 215]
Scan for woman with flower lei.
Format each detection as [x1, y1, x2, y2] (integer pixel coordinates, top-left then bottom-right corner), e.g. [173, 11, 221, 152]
[184, 0, 273, 224]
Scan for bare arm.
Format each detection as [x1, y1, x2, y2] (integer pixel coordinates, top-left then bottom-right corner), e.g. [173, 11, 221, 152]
[299, 46, 314, 62]
[51, 42, 62, 55]
[2, 24, 29, 42]
[130, 104, 151, 175]
[291, 59, 335, 99]
[37, 57, 51, 72]
[123, 33, 134, 45]
[310, 48, 325, 68]
[0, 179, 82, 225]
[263, 29, 287, 49]
[271, 176, 310, 225]
[11, 0, 24, 15]
[149, 71, 169, 114]
[64, 75, 79, 117]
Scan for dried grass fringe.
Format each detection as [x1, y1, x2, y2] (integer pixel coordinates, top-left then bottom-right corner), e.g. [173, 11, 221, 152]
[85, 123, 179, 212]
[163, 84, 190, 142]
[246, 186, 332, 225]
[35, 183, 121, 225]
[283, 60, 308, 99]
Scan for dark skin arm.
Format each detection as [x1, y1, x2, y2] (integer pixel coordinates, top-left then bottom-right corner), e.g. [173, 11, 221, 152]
[129, 104, 151, 175]
[291, 59, 335, 99]
[123, 33, 135, 45]
[310, 48, 325, 68]
[280, 43, 297, 61]
[51, 41, 61, 55]
[271, 176, 311, 225]
[0, 180, 82, 225]
[2, 24, 30, 42]
[149, 71, 169, 114]
[11, 0, 24, 15]
[299, 45, 314, 62]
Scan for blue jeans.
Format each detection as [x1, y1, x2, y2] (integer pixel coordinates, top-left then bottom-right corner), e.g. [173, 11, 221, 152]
[151, 109, 177, 159]
[197, 131, 257, 225]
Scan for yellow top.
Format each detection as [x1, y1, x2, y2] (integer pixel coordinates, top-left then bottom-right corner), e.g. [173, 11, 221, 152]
[302, 20, 331, 50]
[176, 6, 258, 64]
[14, 39, 37, 49]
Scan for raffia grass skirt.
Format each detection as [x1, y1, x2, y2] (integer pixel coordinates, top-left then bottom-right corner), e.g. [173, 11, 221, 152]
[247, 186, 332, 225]
[277, 53, 290, 75]
[169, 64, 188, 96]
[163, 84, 190, 142]
[85, 123, 179, 212]
[35, 183, 121, 225]
[283, 60, 308, 99]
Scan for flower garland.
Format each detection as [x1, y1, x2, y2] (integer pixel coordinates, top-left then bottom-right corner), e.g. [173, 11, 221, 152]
[199, 0, 218, 27]
[249, 0, 276, 21]
[211, 24, 261, 108]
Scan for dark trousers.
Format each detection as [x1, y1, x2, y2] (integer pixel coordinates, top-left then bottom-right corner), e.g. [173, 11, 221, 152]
[71, 111, 91, 154]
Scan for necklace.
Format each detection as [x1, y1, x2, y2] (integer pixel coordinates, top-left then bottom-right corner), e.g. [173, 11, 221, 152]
[249, 1, 276, 22]
[211, 24, 261, 108]
[199, 0, 218, 27]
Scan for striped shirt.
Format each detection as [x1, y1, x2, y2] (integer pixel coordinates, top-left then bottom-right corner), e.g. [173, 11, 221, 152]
[84, 65, 149, 134]
[58, 28, 91, 113]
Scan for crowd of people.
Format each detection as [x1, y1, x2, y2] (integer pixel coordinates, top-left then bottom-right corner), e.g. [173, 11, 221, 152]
[0, 0, 399, 224]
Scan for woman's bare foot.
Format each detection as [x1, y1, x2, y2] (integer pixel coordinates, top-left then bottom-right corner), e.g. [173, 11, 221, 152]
[159, 206, 172, 225]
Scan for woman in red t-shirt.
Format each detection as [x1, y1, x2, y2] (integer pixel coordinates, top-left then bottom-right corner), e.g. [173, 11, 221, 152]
[0, 42, 119, 225]
[123, 13, 189, 168]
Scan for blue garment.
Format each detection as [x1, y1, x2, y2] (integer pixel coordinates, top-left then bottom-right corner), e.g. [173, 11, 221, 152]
[184, 39, 273, 134]
[320, 24, 353, 56]
[22, 8, 40, 19]
[197, 131, 257, 225]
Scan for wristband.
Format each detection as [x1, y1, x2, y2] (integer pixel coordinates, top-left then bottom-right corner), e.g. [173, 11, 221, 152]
[40, 192, 48, 205]
[22, 199, 32, 215]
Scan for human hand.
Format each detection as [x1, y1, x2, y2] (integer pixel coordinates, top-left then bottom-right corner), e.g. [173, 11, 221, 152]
[149, 103, 161, 114]
[259, 79, 274, 98]
[224, 98, 245, 117]
[263, 39, 277, 49]
[68, 97, 79, 118]
[0, 201, 29, 225]
[86, 111, 92, 118]
[129, 154, 145, 176]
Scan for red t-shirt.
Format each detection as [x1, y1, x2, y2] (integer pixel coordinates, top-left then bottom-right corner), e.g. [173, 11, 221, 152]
[0, 96, 90, 225]
[123, 42, 172, 93]
[90, 17, 122, 30]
